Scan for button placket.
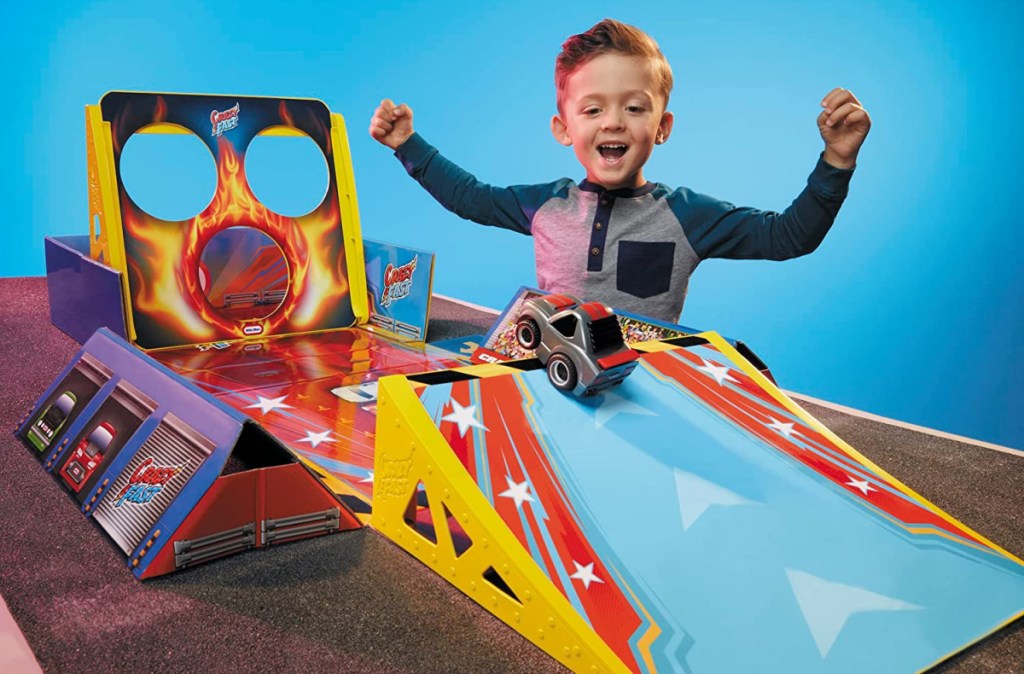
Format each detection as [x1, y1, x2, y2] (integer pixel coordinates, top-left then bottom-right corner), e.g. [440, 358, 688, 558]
[587, 193, 614, 272]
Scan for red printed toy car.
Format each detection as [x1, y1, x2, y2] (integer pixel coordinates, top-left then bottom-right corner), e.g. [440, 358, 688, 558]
[59, 421, 116, 492]
[515, 294, 639, 396]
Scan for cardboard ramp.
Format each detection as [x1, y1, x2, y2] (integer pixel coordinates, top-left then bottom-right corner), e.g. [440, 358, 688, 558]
[372, 334, 1024, 673]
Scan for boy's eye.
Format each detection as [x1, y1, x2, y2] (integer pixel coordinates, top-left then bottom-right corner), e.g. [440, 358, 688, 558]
[626, 105, 645, 113]
[583, 107, 601, 116]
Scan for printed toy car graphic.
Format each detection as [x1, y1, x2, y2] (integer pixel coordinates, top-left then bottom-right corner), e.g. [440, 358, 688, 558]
[515, 294, 639, 396]
[27, 391, 78, 451]
[59, 421, 116, 492]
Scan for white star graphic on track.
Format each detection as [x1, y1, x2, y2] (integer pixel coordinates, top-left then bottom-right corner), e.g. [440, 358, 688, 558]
[594, 390, 658, 428]
[297, 430, 333, 448]
[674, 469, 756, 531]
[498, 476, 535, 509]
[441, 399, 488, 437]
[696, 358, 738, 386]
[569, 561, 604, 590]
[845, 476, 877, 496]
[767, 418, 797, 439]
[245, 395, 293, 415]
[359, 471, 374, 484]
[786, 569, 922, 658]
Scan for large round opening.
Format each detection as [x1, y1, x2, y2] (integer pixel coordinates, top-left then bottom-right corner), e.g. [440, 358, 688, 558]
[244, 128, 330, 217]
[120, 125, 217, 221]
[198, 226, 290, 321]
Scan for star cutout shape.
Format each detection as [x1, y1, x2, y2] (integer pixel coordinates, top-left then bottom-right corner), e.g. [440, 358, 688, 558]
[767, 418, 797, 438]
[569, 560, 604, 590]
[245, 395, 293, 415]
[498, 476, 535, 509]
[297, 430, 333, 448]
[359, 471, 374, 484]
[441, 399, 488, 437]
[696, 358, 738, 386]
[845, 476, 877, 496]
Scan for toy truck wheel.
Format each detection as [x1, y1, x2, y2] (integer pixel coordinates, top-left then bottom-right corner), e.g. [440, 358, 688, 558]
[546, 353, 578, 392]
[515, 317, 542, 350]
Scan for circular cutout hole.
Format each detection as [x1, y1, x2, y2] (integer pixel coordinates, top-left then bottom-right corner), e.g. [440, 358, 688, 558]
[199, 226, 290, 321]
[244, 128, 330, 217]
[120, 125, 217, 221]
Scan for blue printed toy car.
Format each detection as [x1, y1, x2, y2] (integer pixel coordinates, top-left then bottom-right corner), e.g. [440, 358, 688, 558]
[515, 294, 639, 396]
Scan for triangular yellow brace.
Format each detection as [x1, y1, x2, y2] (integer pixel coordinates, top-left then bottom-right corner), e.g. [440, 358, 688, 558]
[373, 375, 631, 674]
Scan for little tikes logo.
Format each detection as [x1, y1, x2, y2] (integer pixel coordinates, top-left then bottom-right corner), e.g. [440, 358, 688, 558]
[381, 256, 417, 308]
[113, 458, 185, 508]
[210, 103, 240, 137]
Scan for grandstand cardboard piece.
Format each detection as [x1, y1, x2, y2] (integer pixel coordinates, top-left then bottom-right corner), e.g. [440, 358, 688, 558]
[372, 335, 1024, 673]
[16, 329, 361, 579]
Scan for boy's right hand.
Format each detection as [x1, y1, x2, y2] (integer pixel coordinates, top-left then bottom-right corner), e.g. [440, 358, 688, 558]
[369, 99, 414, 150]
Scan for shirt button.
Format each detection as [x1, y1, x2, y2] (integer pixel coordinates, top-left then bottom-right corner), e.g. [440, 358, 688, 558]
[595, 222, 603, 230]
[600, 198, 609, 206]
[591, 247, 600, 256]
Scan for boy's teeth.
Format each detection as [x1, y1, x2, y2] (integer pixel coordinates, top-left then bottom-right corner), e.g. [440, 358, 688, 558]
[598, 144, 627, 161]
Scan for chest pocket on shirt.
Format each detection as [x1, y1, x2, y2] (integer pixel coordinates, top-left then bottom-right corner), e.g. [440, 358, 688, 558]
[616, 241, 675, 299]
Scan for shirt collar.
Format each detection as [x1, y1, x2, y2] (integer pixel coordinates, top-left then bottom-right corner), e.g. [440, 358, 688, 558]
[578, 179, 657, 198]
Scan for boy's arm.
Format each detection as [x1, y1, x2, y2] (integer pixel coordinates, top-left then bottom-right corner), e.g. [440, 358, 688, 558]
[370, 99, 558, 234]
[676, 156, 855, 261]
[682, 88, 869, 260]
[395, 133, 562, 235]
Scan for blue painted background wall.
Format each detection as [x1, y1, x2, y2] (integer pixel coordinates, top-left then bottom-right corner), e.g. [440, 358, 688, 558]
[2, 1, 1020, 449]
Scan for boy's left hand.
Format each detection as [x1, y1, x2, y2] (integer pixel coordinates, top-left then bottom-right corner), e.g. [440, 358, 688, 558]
[818, 88, 871, 169]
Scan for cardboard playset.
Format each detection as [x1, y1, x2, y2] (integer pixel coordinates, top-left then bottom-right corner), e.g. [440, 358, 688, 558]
[17, 91, 1024, 672]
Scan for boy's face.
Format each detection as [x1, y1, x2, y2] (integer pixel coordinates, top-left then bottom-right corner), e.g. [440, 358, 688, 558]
[552, 53, 673, 190]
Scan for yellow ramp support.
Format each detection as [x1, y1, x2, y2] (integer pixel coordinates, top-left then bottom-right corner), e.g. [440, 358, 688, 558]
[373, 375, 630, 674]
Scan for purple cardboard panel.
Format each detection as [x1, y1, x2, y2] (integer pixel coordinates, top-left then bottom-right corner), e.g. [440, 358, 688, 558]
[45, 235, 127, 343]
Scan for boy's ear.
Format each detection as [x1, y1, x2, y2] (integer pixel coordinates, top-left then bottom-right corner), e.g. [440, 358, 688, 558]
[551, 114, 573, 146]
[656, 111, 675, 144]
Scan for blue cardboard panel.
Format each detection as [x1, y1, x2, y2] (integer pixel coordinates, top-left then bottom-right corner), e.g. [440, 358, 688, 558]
[364, 238, 434, 341]
[45, 236, 127, 343]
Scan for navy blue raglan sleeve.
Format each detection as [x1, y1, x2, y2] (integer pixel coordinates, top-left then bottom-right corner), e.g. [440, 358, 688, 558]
[668, 156, 855, 260]
[394, 133, 565, 236]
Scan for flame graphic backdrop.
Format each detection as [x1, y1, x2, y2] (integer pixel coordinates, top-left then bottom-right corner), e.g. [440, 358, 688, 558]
[101, 92, 357, 350]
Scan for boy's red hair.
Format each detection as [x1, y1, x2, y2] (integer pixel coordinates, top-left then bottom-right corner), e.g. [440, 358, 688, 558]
[555, 19, 674, 111]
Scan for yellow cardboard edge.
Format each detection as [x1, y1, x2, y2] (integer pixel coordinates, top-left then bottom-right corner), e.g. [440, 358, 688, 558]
[330, 112, 368, 325]
[373, 375, 631, 674]
[85, 104, 136, 342]
[696, 331, 1024, 567]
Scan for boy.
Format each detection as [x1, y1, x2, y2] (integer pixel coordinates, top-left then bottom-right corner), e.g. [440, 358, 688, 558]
[369, 19, 870, 322]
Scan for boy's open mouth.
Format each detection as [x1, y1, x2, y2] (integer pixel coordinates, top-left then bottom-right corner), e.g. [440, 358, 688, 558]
[598, 144, 628, 163]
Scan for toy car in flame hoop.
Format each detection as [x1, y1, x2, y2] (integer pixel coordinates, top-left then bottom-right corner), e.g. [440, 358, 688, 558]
[514, 294, 639, 396]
